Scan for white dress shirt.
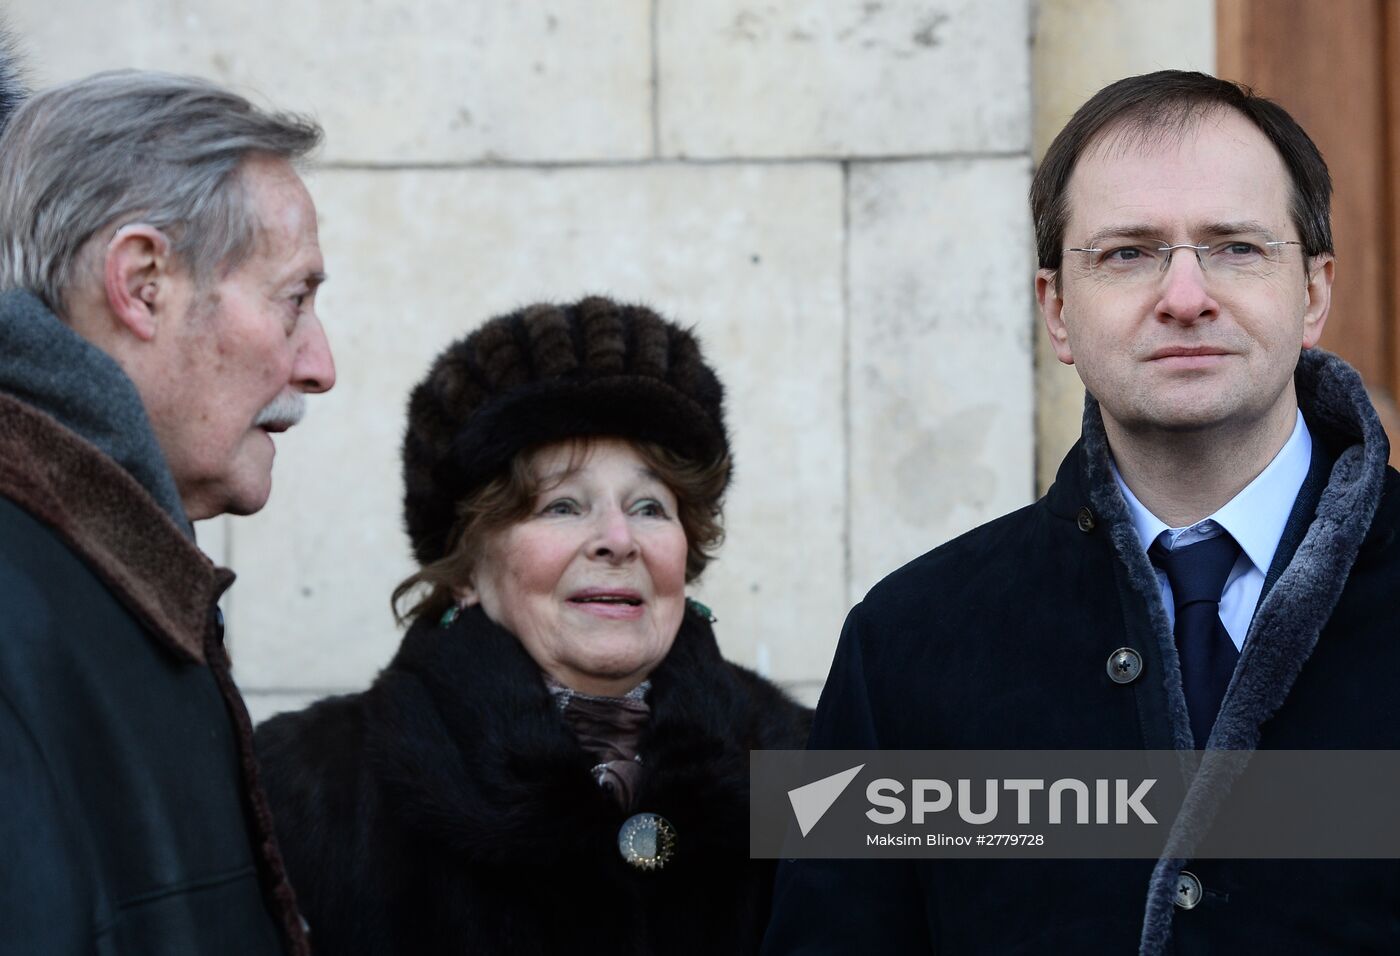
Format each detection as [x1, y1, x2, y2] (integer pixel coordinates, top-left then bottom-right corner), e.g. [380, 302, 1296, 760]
[1111, 410, 1312, 651]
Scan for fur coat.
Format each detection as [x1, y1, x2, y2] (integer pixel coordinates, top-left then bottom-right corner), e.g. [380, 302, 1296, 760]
[257, 601, 811, 955]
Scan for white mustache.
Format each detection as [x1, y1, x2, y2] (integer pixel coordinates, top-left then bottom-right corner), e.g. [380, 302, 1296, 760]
[253, 391, 307, 429]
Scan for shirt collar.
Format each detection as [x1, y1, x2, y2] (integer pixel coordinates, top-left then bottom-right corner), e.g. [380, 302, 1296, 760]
[1111, 409, 1312, 575]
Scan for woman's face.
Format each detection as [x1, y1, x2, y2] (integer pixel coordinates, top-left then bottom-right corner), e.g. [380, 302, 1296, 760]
[460, 438, 689, 696]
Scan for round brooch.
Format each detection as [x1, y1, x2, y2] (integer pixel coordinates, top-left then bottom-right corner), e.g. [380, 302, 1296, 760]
[617, 812, 676, 871]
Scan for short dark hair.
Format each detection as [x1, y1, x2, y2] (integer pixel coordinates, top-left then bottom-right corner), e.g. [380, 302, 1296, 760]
[1030, 70, 1333, 272]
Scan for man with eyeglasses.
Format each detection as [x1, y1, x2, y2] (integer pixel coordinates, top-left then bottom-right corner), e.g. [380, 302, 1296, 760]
[764, 71, 1399, 954]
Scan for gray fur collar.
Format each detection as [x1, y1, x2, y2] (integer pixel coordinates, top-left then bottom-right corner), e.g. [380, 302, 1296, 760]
[0, 289, 190, 533]
[1076, 350, 1390, 955]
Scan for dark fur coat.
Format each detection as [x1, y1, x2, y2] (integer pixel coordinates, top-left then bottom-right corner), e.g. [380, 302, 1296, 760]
[256, 602, 811, 955]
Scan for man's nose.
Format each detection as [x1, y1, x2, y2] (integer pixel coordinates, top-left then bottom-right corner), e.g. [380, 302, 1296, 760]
[293, 312, 336, 393]
[1155, 247, 1220, 324]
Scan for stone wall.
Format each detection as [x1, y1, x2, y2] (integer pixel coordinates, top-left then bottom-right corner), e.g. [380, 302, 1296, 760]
[8, 1, 1210, 718]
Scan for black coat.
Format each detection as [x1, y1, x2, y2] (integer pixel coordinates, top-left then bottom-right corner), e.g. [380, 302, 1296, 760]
[0, 396, 307, 954]
[256, 602, 811, 955]
[763, 351, 1400, 955]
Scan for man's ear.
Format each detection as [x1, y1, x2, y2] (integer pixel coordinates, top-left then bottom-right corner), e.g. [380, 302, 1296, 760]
[103, 224, 174, 342]
[1300, 254, 1334, 350]
[1036, 269, 1074, 365]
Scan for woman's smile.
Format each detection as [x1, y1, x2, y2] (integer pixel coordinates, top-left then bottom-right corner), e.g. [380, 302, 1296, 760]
[566, 587, 647, 619]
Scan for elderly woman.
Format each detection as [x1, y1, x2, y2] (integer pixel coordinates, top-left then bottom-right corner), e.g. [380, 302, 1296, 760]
[255, 297, 810, 955]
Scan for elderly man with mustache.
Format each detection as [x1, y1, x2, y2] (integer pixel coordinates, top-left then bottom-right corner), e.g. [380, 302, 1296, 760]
[0, 70, 335, 955]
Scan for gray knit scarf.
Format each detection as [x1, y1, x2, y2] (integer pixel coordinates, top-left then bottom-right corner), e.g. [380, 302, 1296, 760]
[0, 289, 190, 535]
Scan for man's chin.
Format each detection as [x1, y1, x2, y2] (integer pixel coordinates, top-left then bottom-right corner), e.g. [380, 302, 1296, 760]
[188, 485, 271, 520]
[204, 461, 276, 519]
[229, 470, 276, 515]
[1103, 394, 1241, 437]
[222, 435, 279, 515]
[222, 491, 271, 517]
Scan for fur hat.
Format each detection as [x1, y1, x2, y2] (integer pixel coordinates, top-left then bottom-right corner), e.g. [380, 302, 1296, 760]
[402, 296, 730, 565]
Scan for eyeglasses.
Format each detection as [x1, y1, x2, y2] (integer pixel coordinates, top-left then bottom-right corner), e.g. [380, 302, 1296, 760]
[1064, 232, 1303, 284]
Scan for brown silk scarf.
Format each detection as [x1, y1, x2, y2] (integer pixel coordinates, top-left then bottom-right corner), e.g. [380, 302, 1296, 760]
[546, 678, 651, 809]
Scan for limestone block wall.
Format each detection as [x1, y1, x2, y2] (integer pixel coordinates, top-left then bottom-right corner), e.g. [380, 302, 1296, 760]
[11, 0, 1041, 717]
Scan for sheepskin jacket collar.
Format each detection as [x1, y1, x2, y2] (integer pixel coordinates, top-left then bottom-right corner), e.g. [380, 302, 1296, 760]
[0, 389, 229, 666]
[368, 602, 768, 863]
[0, 290, 219, 661]
[1051, 349, 1391, 955]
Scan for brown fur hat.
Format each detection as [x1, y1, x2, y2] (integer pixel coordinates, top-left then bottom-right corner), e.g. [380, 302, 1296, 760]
[402, 296, 730, 565]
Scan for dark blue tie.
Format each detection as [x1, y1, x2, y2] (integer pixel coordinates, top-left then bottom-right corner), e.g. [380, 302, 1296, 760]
[1149, 533, 1242, 748]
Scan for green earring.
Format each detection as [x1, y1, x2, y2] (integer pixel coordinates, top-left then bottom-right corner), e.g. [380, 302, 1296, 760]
[685, 597, 715, 623]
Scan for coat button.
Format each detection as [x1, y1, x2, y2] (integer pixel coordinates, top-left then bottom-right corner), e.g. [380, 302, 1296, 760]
[1106, 648, 1142, 684]
[1076, 507, 1096, 532]
[1174, 870, 1203, 909]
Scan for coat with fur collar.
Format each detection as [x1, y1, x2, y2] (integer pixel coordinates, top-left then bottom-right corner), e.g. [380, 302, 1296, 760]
[764, 350, 1400, 956]
[0, 390, 307, 954]
[256, 602, 811, 955]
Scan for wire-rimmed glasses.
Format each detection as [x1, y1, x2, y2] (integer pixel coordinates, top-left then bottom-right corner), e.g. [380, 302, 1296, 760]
[1064, 232, 1303, 284]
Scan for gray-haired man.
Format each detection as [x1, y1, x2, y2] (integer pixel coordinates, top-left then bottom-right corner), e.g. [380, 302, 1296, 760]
[0, 71, 333, 954]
